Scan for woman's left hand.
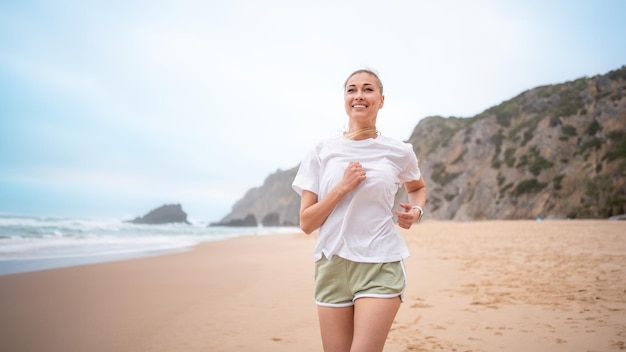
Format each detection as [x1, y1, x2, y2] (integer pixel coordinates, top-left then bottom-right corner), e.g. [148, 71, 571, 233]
[395, 203, 421, 229]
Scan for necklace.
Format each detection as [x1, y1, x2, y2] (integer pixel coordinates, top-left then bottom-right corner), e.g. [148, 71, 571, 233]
[344, 127, 379, 140]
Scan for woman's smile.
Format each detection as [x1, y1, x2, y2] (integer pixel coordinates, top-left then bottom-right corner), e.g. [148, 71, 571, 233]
[344, 72, 384, 121]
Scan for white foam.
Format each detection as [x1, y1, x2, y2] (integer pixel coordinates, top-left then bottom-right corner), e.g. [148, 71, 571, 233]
[0, 214, 301, 268]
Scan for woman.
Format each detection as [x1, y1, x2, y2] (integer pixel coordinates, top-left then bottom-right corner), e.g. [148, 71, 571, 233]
[292, 69, 427, 352]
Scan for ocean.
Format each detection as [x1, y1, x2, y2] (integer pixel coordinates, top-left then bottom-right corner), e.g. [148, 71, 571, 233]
[0, 214, 301, 276]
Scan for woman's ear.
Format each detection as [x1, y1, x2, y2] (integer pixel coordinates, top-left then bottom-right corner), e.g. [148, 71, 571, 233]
[379, 95, 385, 109]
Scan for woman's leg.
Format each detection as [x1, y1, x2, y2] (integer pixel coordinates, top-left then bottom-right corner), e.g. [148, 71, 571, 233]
[317, 305, 354, 352]
[350, 297, 401, 352]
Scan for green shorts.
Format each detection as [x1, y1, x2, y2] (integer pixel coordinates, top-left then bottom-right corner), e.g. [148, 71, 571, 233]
[314, 255, 407, 307]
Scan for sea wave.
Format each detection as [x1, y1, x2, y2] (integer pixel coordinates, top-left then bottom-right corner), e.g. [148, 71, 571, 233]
[0, 214, 301, 268]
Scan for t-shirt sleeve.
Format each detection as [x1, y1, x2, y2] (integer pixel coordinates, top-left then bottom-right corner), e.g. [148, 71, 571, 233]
[292, 148, 320, 197]
[399, 143, 421, 183]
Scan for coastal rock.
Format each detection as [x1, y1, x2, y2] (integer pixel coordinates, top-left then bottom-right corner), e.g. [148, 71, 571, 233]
[210, 213, 257, 227]
[129, 204, 190, 225]
[261, 212, 280, 226]
[216, 168, 300, 226]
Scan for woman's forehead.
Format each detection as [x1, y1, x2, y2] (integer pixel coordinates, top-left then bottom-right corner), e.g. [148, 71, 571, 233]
[346, 73, 378, 86]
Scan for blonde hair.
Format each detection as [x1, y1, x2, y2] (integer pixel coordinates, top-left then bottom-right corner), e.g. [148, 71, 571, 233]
[344, 69, 383, 94]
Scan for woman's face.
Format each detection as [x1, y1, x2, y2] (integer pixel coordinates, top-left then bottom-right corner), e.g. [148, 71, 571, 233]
[344, 72, 385, 121]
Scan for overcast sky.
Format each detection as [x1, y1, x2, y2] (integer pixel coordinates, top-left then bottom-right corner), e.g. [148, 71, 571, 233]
[1, 0, 625, 222]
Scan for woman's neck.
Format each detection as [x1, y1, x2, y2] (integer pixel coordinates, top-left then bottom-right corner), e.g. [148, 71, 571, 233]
[344, 126, 379, 140]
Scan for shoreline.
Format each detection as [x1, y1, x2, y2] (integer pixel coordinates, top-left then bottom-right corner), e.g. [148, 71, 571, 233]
[0, 220, 624, 351]
[0, 217, 302, 276]
[0, 246, 192, 276]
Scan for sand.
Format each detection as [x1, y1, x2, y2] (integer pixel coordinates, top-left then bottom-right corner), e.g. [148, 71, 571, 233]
[0, 220, 624, 352]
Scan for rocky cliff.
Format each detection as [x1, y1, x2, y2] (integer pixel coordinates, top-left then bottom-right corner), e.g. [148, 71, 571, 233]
[215, 167, 300, 226]
[218, 66, 626, 224]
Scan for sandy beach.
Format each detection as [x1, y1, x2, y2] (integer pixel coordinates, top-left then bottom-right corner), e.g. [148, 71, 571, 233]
[1, 220, 624, 352]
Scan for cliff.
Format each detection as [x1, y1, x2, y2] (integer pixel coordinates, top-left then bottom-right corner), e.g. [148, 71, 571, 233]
[214, 167, 300, 226]
[218, 66, 626, 224]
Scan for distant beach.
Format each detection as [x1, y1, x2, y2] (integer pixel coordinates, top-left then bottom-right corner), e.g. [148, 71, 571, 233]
[0, 220, 624, 351]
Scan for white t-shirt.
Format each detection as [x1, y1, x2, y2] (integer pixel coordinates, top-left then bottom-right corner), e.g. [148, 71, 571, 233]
[292, 134, 421, 263]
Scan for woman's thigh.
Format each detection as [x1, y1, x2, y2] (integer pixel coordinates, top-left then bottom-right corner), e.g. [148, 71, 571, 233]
[317, 305, 354, 352]
[351, 297, 401, 352]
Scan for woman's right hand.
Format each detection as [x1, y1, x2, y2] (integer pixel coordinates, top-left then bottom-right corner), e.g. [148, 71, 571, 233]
[339, 161, 366, 193]
[298, 161, 366, 234]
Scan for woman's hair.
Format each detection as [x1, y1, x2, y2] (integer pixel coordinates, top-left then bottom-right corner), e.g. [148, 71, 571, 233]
[344, 69, 383, 94]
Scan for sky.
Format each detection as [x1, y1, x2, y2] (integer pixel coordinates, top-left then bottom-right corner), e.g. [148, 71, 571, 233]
[1, 0, 625, 222]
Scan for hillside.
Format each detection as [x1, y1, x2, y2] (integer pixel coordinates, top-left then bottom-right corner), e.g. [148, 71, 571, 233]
[215, 66, 626, 225]
[215, 167, 300, 226]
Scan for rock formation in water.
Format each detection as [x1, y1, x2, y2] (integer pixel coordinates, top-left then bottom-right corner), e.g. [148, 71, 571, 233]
[129, 204, 190, 224]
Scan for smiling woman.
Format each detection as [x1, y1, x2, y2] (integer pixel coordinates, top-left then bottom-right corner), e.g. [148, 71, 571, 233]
[343, 69, 385, 140]
[292, 69, 427, 352]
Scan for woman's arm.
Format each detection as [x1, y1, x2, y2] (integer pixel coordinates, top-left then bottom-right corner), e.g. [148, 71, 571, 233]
[395, 177, 427, 229]
[298, 161, 366, 234]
